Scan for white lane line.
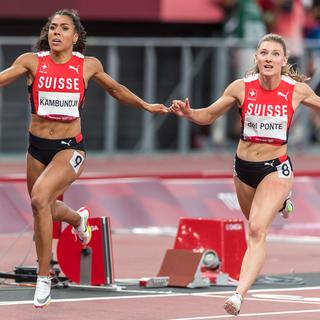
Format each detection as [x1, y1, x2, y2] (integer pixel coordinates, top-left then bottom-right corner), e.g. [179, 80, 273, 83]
[0, 292, 189, 306]
[191, 285, 320, 296]
[169, 308, 320, 320]
[1, 285, 320, 307]
[192, 294, 320, 306]
[252, 293, 320, 302]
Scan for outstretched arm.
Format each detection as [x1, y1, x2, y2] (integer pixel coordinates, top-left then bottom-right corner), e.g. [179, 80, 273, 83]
[169, 79, 243, 125]
[294, 82, 320, 111]
[0, 52, 35, 87]
[86, 56, 168, 114]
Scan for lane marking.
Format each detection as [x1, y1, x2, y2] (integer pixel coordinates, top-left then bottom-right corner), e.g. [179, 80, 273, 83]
[252, 293, 320, 303]
[193, 294, 320, 306]
[169, 308, 320, 320]
[1, 285, 320, 307]
[0, 292, 189, 306]
[191, 285, 320, 296]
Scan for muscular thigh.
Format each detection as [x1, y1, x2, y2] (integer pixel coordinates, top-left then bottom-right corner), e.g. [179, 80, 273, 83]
[249, 171, 293, 227]
[27, 153, 46, 195]
[234, 176, 255, 220]
[29, 149, 86, 201]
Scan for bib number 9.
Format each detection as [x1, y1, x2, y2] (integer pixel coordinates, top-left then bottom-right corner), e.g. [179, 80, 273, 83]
[70, 151, 85, 174]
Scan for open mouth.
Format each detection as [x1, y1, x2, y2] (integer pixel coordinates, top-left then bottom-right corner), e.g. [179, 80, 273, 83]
[52, 39, 62, 44]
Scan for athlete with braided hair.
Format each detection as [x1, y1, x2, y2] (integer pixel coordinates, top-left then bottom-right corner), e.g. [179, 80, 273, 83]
[0, 9, 168, 308]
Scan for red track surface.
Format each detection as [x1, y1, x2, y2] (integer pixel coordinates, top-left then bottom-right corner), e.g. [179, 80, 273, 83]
[1, 234, 320, 319]
[1, 153, 320, 319]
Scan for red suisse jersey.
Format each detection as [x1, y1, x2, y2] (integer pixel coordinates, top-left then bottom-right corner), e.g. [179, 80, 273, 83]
[29, 51, 85, 121]
[240, 74, 295, 145]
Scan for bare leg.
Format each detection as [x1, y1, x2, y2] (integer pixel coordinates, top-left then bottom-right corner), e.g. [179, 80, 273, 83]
[235, 172, 293, 296]
[32, 202, 53, 276]
[235, 230, 268, 296]
[52, 200, 81, 227]
[27, 150, 85, 276]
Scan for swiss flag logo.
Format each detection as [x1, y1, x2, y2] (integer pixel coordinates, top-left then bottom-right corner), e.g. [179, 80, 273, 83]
[39, 63, 49, 74]
[248, 89, 257, 101]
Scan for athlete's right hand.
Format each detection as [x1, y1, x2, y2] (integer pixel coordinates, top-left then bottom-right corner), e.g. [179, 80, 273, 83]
[169, 98, 192, 117]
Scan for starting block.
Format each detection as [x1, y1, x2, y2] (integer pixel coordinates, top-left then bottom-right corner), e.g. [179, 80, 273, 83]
[174, 218, 247, 281]
[157, 249, 215, 288]
[57, 216, 115, 286]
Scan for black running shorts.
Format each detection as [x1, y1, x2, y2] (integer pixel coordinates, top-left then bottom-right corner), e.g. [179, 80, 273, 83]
[28, 132, 85, 166]
[233, 154, 293, 188]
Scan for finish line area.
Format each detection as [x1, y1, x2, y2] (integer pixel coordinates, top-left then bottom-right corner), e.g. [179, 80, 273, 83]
[1, 165, 320, 319]
[1, 271, 320, 303]
[1, 232, 320, 319]
[1, 259, 320, 320]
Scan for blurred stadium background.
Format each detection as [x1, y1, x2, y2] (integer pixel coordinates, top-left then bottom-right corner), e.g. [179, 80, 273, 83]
[2, 0, 320, 232]
[1, 0, 320, 156]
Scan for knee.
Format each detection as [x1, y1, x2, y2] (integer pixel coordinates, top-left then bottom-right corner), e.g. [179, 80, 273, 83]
[248, 221, 267, 242]
[30, 192, 50, 217]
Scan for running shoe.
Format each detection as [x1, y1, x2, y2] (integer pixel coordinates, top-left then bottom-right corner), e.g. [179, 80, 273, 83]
[224, 292, 243, 316]
[72, 207, 92, 245]
[279, 198, 294, 219]
[34, 275, 51, 308]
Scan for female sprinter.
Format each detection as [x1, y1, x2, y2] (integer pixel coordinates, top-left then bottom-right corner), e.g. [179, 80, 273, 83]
[169, 33, 318, 315]
[0, 9, 168, 308]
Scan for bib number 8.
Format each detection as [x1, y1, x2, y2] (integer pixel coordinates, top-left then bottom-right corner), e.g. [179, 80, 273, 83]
[276, 159, 292, 178]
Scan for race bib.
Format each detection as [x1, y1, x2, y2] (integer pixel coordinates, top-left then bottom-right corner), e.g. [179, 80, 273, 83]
[276, 159, 292, 178]
[243, 114, 288, 142]
[69, 151, 84, 174]
[38, 91, 80, 118]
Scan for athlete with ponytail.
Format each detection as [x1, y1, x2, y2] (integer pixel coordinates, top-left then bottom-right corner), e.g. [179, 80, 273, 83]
[170, 33, 317, 316]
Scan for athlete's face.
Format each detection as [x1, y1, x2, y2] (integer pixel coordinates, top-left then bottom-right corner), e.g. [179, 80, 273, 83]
[255, 41, 287, 77]
[48, 15, 79, 52]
